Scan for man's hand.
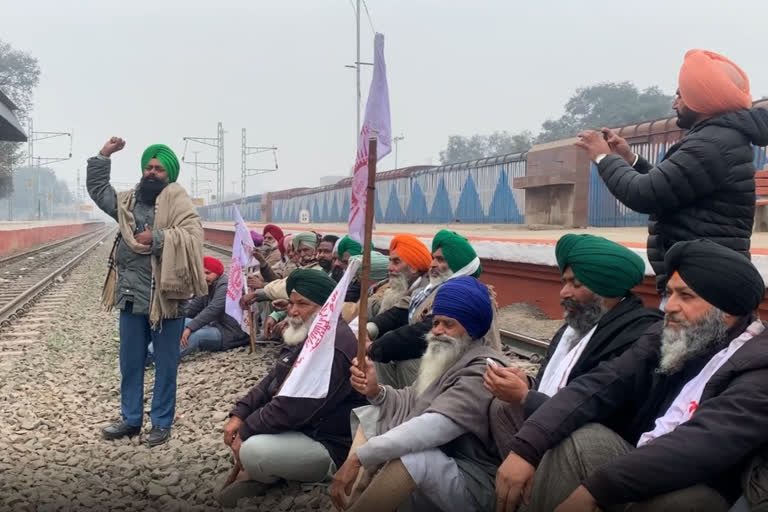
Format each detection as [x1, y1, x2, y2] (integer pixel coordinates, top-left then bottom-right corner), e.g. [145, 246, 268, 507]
[601, 128, 635, 164]
[496, 452, 536, 512]
[231, 433, 244, 470]
[271, 299, 289, 311]
[264, 316, 277, 338]
[240, 292, 257, 310]
[350, 357, 379, 399]
[484, 364, 530, 405]
[134, 224, 153, 246]
[100, 136, 126, 157]
[223, 416, 243, 447]
[179, 327, 192, 348]
[252, 248, 267, 266]
[574, 130, 611, 162]
[247, 275, 264, 290]
[554, 485, 598, 512]
[330, 453, 362, 511]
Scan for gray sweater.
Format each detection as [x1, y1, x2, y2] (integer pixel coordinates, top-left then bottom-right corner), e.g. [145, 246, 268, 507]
[184, 273, 249, 349]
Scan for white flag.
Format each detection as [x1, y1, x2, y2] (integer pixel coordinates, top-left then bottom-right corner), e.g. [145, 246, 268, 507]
[348, 33, 392, 243]
[278, 258, 361, 399]
[225, 206, 254, 332]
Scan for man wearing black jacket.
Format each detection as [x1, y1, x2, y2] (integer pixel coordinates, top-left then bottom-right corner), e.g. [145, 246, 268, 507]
[496, 240, 768, 512]
[575, 50, 768, 295]
[485, 234, 662, 458]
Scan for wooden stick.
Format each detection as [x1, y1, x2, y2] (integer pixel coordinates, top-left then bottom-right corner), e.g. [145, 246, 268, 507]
[356, 137, 378, 367]
[248, 309, 256, 354]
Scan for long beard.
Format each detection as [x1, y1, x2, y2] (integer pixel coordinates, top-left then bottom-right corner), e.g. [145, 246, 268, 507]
[562, 296, 605, 336]
[379, 272, 411, 312]
[331, 266, 344, 282]
[657, 308, 728, 375]
[429, 269, 453, 287]
[413, 332, 472, 395]
[282, 313, 316, 346]
[318, 258, 333, 272]
[137, 175, 169, 204]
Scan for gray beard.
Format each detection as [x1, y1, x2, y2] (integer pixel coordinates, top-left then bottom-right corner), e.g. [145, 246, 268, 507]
[657, 308, 728, 375]
[429, 269, 453, 287]
[562, 295, 606, 336]
[379, 272, 412, 313]
[282, 313, 317, 346]
[413, 332, 472, 395]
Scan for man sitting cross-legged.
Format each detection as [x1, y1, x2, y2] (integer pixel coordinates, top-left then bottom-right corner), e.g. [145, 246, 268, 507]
[219, 269, 366, 507]
[486, 234, 662, 457]
[496, 240, 768, 512]
[330, 276, 507, 512]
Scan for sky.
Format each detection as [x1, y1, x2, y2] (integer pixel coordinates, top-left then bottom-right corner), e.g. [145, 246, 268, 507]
[2, 0, 767, 201]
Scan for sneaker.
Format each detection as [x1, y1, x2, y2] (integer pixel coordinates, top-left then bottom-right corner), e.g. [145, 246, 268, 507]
[102, 421, 141, 440]
[146, 426, 172, 447]
[218, 481, 268, 508]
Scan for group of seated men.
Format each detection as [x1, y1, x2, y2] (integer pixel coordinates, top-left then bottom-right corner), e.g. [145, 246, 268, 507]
[186, 220, 768, 511]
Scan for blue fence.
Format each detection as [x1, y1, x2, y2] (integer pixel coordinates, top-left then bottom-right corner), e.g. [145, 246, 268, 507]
[197, 194, 263, 222]
[269, 152, 527, 225]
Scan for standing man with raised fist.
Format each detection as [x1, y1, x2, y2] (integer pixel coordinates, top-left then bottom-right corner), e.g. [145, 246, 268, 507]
[87, 137, 207, 447]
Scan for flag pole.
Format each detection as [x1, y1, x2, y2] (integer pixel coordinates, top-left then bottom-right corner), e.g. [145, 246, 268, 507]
[356, 136, 377, 367]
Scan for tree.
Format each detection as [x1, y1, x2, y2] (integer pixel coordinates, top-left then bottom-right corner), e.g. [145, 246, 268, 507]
[537, 82, 674, 143]
[439, 130, 533, 165]
[0, 39, 41, 199]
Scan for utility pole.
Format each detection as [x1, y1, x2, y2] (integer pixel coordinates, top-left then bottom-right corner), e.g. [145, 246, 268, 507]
[241, 128, 278, 205]
[182, 122, 225, 203]
[26, 118, 73, 219]
[393, 134, 405, 169]
[345, 2, 373, 173]
[192, 151, 200, 199]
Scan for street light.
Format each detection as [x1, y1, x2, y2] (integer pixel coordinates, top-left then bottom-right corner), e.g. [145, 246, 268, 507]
[393, 134, 405, 169]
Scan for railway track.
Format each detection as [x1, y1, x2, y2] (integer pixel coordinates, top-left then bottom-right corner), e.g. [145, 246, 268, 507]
[0, 227, 115, 363]
[203, 241, 550, 360]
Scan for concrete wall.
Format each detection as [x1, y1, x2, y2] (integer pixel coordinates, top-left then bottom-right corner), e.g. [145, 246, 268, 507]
[0, 221, 105, 256]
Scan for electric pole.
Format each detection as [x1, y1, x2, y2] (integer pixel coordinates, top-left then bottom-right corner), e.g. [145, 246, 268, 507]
[26, 118, 73, 219]
[345, 1, 373, 174]
[241, 128, 278, 205]
[182, 122, 225, 203]
[393, 134, 405, 169]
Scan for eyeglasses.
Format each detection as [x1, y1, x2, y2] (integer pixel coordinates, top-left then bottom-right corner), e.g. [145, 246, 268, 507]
[144, 165, 166, 172]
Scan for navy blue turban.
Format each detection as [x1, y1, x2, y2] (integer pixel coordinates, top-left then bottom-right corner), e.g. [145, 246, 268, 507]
[433, 276, 493, 339]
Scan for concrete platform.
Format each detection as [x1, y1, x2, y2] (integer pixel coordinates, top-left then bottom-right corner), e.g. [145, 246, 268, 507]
[0, 221, 106, 256]
[204, 221, 768, 318]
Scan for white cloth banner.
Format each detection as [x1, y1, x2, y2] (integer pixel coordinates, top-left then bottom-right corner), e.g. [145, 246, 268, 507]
[278, 258, 361, 399]
[225, 206, 255, 333]
[637, 320, 765, 447]
[348, 32, 392, 243]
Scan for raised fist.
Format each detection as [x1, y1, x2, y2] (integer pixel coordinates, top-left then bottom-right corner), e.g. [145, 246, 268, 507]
[101, 137, 126, 157]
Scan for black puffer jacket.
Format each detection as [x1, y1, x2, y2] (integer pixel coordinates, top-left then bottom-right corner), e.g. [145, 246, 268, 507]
[597, 107, 768, 292]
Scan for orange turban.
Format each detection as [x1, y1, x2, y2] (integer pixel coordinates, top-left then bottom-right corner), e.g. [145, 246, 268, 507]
[390, 234, 432, 272]
[678, 49, 751, 116]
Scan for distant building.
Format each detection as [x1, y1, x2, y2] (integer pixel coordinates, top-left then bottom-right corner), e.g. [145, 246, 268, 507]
[0, 90, 26, 142]
[319, 175, 346, 186]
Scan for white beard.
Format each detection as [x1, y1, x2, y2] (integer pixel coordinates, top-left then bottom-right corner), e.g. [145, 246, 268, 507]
[282, 313, 316, 346]
[413, 332, 472, 395]
[429, 269, 453, 287]
[378, 272, 411, 313]
[658, 308, 727, 374]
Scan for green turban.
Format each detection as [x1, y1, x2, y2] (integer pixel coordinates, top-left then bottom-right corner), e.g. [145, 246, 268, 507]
[286, 268, 336, 305]
[292, 232, 318, 250]
[431, 230, 481, 277]
[350, 251, 389, 282]
[337, 235, 373, 258]
[555, 234, 646, 298]
[141, 144, 180, 183]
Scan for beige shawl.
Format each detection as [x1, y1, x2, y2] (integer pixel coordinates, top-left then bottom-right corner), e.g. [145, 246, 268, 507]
[101, 183, 208, 327]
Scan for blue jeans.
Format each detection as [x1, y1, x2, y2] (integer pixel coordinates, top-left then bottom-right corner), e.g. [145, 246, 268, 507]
[180, 318, 223, 358]
[119, 302, 183, 428]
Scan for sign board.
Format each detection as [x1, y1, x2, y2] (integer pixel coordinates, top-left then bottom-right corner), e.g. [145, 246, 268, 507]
[299, 209, 310, 224]
[191, 197, 205, 207]
[78, 204, 93, 212]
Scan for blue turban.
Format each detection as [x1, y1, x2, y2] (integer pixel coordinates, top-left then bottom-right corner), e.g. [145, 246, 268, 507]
[433, 276, 493, 339]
